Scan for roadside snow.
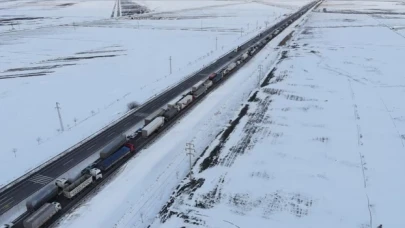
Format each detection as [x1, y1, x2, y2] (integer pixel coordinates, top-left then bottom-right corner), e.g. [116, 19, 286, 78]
[0, 1, 294, 187]
[148, 2, 405, 228]
[55, 17, 291, 227]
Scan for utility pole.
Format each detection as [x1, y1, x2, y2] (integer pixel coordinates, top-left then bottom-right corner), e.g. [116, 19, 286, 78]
[258, 64, 263, 87]
[55, 102, 65, 132]
[185, 143, 195, 181]
[240, 27, 243, 37]
[215, 37, 218, 50]
[256, 20, 258, 29]
[200, 20, 203, 31]
[169, 56, 172, 74]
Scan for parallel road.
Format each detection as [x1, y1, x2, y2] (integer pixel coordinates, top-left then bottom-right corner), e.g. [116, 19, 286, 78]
[0, 0, 320, 218]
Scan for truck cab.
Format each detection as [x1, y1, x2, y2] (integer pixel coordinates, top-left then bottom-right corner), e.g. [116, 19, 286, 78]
[52, 202, 62, 211]
[89, 168, 103, 180]
[1, 223, 14, 228]
[124, 143, 135, 152]
[55, 178, 69, 188]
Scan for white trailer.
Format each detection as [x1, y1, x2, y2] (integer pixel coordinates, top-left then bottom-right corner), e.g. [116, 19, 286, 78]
[63, 174, 93, 199]
[144, 108, 166, 125]
[227, 62, 237, 71]
[204, 80, 213, 89]
[142, 116, 165, 138]
[23, 202, 61, 228]
[176, 95, 193, 109]
[191, 80, 205, 92]
[242, 52, 249, 60]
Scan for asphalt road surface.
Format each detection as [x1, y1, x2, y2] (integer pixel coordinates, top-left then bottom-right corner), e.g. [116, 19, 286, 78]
[0, 0, 319, 218]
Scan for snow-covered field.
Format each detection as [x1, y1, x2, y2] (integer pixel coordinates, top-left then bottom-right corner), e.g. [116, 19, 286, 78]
[53, 4, 315, 227]
[0, 0, 302, 187]
[144, 2, 405, 228]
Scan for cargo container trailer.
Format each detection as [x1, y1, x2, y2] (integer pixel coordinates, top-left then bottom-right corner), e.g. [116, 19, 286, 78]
[163, 108, 178, 120]
[23, 202, 61, 228]
[191, 80, 205, 92]
[26, 185, 58, 211]
[193, 85, 207, 99]
[144, 108, 166, 125]
[98, 144, 135, 171]
[142, 117, 165, 138]
[176, 95, 193, 109]
[99, 134, 127, 159]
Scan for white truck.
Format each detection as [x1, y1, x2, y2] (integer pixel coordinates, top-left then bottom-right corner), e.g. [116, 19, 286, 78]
[55, 178, 70, 188]
[191, 80, 205, 92]
[62, 168, 102, 199]
[142, 117, 165, 138]
[204, 80, 213, 89]
[223, 62, 237, 76]
[176, 95, 193, 109]
[241, 52, 249, 60]
[23, 202, 62, 228]
[144, 108, 166, 125]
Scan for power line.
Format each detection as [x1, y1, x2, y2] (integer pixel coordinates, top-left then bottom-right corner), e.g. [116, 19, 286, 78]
[55, 102, 65, 132]
[185, 142, 195, 181]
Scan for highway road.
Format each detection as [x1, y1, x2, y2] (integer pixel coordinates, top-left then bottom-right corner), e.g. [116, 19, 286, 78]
[0, 0, 320, 219]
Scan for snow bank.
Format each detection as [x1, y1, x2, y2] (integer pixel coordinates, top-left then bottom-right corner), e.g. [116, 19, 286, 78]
[150, 5, 405, 228]
[0, 2, 293, 187]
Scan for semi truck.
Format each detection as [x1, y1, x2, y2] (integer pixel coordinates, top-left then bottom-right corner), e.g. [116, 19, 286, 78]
[144, 108, 166, 125]
[223, 62, 237, 76]
[191, 80, 205, 92]
[99, 134, 127, 159]
[242, 52, 249, 60]
[26, 185, 58, 211]
[142, 117, 165, 138]
[204, 80, 213, 89]
[163, 107, 178, 120]
[209, 72, 222, 83]
[192, 85, 207, 99]
[23, 202, 61, 228]
[98, 143, 135, 171]
[62, 168, 101, 199]
[176, 95, 193, 109]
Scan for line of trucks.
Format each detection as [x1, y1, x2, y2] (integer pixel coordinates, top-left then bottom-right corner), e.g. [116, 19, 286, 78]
[5, 5, 318, 226]
[19, 136, 134, 228]
[16, 42, 258, 228]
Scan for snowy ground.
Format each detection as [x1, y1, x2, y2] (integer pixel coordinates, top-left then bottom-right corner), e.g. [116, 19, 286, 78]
[54, 6, 308, 227]
[0, 0, 303, 187]
[145, 2, 405, 228]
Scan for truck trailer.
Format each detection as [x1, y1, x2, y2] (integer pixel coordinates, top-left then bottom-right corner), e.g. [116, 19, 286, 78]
[23, 202, 61, 228]
[204, 80, 213, 89]
[191, 80, 205, 92]
[142, 117, 165, 138]
[99, 134, 127, 159]
[98, 144, 135, 171]
[192, 85, 207, 98]
[176, 95, 193, 109]
[144, 108, 166, 125]
[163, 107, 178, 120]
[26, 185, 58, 211]
[63, 174, 93, 199]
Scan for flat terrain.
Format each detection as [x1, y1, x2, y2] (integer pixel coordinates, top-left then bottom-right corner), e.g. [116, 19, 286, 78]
[148, 1, 405, 228]
[0, 0, 299, 187]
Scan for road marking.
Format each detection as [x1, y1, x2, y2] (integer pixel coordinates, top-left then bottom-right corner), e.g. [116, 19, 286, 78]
[28, 174, 54, 186]
[107, 132, 115, 137]
[63, 159, 74, 166]
[0, 196, 12, 204]
[0, 197, 13, 209]
[87, 144, 96, 151]
[124, 122, 131, 127]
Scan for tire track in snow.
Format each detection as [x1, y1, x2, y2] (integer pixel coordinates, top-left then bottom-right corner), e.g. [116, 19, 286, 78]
[347, 79, 373, 228]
